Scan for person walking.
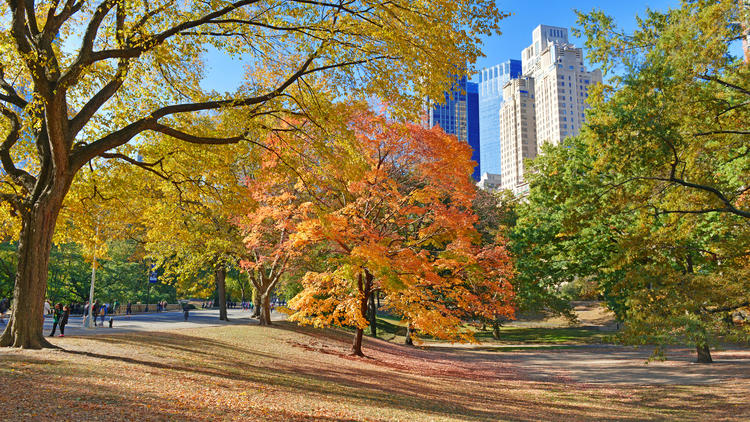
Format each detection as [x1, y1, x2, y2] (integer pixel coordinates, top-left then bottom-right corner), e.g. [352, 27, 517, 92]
[126, 302, 132, 315]
[92, 301, 100, 327]
[59, 304, 70, 337]
[99, 303, 107, 326]
[48, 303, 62, 337]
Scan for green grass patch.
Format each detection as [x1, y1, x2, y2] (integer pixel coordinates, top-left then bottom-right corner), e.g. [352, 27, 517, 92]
[475, 326, 611, 344]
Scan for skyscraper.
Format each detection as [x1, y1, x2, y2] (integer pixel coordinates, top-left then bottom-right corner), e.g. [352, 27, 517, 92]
[499, 77, 537, 195]
[428, 76, 481, 181]
[522, 25, 602, 147]
[492, 24, 602, 195]
[478, 60, 521, 177]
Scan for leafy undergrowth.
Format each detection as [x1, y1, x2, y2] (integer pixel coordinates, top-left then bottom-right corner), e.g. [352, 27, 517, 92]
[1, 322, 748, 421]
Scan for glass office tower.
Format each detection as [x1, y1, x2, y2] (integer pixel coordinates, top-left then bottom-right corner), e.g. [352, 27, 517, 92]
[478, 60, 522, 177]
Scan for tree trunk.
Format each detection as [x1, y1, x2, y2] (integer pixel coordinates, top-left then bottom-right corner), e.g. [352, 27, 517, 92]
[492, 317, 501, 340]
[258, 293, 272, 326]
[352, 327, 365, 356]
[1, 181, 68, 349]
[251, 282, 261, 318]
[368, 290, 377, 337]
[351, 271, 372, 356]
[214, 266, 228, 321]
[696, 344, 713, 363]
[405, 322, 414, 346]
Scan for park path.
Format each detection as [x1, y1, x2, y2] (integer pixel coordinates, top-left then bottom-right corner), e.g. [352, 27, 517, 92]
[33, 308, 285, 338]
[426, 344, 750, 385]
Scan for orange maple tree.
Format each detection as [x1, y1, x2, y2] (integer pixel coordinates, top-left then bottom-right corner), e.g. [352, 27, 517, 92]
[284, 109, 515, 356]
[236, 152, 311, 326]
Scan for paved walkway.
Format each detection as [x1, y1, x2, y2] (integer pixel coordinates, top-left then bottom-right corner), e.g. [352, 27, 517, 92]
[37, 308, 285, 337]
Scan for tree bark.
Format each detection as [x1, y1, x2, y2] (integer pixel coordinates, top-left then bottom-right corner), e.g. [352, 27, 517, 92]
[251, 282, 261, 318]
[405, 322, 414, 346]
[0, 180, 68, 349]
[492, 316, 501, 340]
[368, 290, 377, 337]
[258, 292, 272, 326]
[696, 344, 713, 363]
[352, 327, 365, 356]
[214, 266, 228, 321]
[351, 271, 372, 356]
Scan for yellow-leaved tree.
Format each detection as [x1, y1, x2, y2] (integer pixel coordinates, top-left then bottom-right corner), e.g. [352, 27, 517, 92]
[0, 0, 507, 347]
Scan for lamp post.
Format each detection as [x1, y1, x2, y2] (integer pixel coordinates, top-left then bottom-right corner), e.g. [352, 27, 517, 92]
[84, 225, 98, 329]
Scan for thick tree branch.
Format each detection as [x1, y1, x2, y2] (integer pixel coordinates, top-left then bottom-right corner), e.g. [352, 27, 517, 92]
[68, 1, 133, 140]
[0, 66, 29, 108]
[698, 75, 750, 96]
[0, 105, 37, 192]
[69, 50, 325, 168]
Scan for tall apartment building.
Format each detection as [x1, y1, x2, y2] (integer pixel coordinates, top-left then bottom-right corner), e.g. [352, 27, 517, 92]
[491, 24, 601, 195]
[428, 76, 481, 181]
[499, 77, 537, 194]
[522, 25, 602, 147]
[478, 60, 521, 177]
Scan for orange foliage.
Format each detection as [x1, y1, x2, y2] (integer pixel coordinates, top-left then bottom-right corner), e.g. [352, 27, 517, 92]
[284, 109, 514, 347]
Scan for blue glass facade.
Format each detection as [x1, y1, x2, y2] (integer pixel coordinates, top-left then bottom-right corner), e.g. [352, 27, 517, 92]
[478, 60, 522, 177]
[467, 82, 480, 181]
[429, 76, 482, 181]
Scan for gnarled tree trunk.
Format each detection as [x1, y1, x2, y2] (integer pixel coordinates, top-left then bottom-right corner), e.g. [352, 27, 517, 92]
[214, 265, 228, 321]
[0, 179, 69, 349]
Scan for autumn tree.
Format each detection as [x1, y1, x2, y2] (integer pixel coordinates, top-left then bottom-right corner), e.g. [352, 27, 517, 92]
[287, 108, 515, 356]
[0, 0, 506, 348]
[237, 153, 309, 325]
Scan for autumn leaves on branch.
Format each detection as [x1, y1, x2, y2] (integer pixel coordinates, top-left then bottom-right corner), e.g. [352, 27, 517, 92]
[237, 107, 515, 355]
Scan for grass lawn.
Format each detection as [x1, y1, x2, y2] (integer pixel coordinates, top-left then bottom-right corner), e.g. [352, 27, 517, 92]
[474, 326, 611, 345]
[1, 322, 749, 421]
[372, 312, 610, 346]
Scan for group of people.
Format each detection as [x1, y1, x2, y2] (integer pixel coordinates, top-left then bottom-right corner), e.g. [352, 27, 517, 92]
[48, 303, 71, 337]
[155, 300, 169, 312]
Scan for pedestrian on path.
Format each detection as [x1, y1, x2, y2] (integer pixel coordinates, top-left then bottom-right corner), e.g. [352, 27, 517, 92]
[126, 302, 132, 315]
[44, 300, 51, 315]
[99, 304, 107, 326]
[59, 305, 70, 337]
[92, 301, 100, 326]
[48, 303, 62, 337]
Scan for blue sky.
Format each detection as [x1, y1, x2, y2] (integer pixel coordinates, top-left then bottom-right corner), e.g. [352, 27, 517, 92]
[473, 0, 680, 79]
[201, 1, 682, 92]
